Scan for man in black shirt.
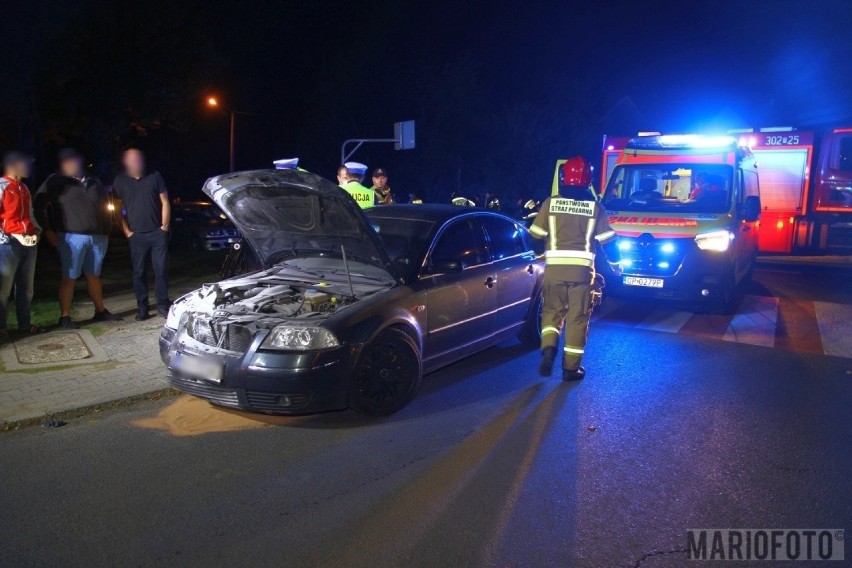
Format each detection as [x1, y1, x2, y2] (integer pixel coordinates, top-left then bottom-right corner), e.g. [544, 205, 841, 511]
[35, 148, 122, 328]
[113, 148, 171, 320]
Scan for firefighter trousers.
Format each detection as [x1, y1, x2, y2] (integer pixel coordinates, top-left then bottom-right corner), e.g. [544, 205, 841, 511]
[540, 278, 592, 371]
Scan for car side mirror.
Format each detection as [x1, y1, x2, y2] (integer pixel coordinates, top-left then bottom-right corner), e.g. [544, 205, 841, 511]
[739, 195, 761, 222]
[424, 259, 463, 275]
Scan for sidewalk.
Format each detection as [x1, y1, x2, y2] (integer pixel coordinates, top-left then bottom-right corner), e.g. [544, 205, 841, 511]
[0, 283, 202, 425]
[757, 254, 852, 269]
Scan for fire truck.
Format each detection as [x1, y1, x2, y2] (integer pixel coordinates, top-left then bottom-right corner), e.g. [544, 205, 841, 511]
[593, 134, 761, 310]
[602, 127, 852, 253]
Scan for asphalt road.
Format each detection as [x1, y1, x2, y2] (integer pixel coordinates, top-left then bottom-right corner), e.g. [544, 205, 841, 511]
[1, 265, 850, 568]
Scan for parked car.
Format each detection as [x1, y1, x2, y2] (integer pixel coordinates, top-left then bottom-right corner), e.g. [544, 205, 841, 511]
[160, 168, 544, 416]
[170, 200, 241, 252]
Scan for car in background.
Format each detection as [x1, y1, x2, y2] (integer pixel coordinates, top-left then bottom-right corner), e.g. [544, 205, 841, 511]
[170, 200, 241, 252]
[160, 168, 544, 416]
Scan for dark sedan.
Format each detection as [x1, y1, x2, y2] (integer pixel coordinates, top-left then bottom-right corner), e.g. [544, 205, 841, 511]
[160, 169, 544, 416]
[170, 201, 241, 252]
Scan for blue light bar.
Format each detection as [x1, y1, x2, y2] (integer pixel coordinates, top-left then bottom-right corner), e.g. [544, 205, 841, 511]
[626, 134, 739, 151]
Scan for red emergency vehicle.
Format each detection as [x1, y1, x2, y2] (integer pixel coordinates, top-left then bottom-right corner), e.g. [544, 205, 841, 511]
[602, 127, 852, 254]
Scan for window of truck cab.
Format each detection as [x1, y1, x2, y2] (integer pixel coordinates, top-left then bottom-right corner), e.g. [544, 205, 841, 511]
[603, 164, 734, 213]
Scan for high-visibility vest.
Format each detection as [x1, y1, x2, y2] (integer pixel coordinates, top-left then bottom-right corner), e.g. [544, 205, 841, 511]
[341, 181, 374, 209]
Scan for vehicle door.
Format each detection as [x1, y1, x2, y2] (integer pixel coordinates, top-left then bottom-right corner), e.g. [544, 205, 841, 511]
[480, 215, 539, 335]
[735, 169, 760, 280]
[420, 217, 496, 365]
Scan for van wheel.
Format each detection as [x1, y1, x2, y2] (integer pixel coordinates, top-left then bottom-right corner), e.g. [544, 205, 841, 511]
[349, 327, 422, 416]
[519, 292, 543, 348]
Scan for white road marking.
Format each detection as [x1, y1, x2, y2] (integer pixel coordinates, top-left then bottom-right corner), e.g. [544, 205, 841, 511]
[722, 295, 779, 348]
[812, 301, 852, 358]
[634, 309, 693, 333]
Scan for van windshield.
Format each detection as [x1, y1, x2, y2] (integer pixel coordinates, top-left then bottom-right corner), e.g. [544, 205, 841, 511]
[603, 164, 733, 213]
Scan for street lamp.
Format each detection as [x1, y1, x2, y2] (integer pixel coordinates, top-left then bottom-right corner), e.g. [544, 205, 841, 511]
[205, 96, 252, 172]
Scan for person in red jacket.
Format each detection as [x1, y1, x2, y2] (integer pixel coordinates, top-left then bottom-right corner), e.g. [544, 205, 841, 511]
[0, 151, 45, 338]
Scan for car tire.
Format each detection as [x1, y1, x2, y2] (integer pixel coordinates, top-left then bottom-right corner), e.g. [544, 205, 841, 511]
[519, 291, 543, 348]
[349, 327, 422, 416]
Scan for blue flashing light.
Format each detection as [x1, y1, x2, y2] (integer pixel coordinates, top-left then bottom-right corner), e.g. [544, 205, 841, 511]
[660, 242, 676, 254]
[627, 134, 739, 151]
[658, 261, 670, 269]
[617, 240, 633, 252]
[621, 259, 633, 268]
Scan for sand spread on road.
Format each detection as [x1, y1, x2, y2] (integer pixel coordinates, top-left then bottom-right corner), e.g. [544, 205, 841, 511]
[132, 395, 292, 436]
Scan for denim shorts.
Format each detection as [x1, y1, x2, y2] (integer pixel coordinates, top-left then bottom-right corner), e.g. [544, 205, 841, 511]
[58, 233, 109, 279]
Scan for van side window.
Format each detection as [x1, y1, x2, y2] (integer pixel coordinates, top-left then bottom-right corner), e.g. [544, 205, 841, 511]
[836, 136, 852, 172]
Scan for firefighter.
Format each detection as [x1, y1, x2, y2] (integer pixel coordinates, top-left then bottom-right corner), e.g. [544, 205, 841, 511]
[336, 162, 374, 209]
[529, 156, 620, 380]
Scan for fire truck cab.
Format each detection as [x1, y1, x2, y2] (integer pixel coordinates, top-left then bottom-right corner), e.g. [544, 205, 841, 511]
[597, 134, 761, 310]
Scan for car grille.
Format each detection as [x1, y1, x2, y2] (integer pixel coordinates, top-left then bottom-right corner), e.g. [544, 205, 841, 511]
[185, 314, 253, 353]
[170, 375, 240, 408]
[619, 234, 687, 277]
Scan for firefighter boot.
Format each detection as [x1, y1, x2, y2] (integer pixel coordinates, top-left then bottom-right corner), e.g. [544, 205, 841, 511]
[539, 347, 557, 377]
[562, 366, 586, 381]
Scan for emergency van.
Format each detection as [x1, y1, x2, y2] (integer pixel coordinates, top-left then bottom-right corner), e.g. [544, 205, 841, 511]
[596, 134, 761, 310]
[603, 127, 852, 254]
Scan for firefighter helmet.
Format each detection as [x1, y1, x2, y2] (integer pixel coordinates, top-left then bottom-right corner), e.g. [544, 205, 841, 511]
[560, 156, 592, 187]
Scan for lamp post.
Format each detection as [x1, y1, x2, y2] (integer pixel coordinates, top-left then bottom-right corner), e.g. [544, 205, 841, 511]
[206, 96, 251, 172]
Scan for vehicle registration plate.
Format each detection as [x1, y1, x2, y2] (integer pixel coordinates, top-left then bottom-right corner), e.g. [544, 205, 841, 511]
[624, 276, 664, 288]
[174, 353, 223, 384]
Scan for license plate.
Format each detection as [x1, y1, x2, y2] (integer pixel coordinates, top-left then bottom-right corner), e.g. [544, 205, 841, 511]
[174, 353, 223, 384]
[624, 276, 664, 288]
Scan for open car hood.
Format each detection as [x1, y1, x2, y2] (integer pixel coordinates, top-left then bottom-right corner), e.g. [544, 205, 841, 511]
[203, 169, 400, 282]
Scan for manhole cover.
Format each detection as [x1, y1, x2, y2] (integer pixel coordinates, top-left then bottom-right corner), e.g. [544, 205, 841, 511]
[14, 332, 92, 364]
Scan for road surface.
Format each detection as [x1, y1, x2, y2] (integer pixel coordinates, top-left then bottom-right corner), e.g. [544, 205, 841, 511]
[1, 264, 850, 567]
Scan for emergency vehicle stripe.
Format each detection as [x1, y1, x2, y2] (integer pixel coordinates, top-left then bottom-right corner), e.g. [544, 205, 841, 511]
[584, 218, 596, 252]
[564, 346, 584, 354]
[545, 250, 596, 260]
[529, 225, 548, 237]
[541, 326, 560, 335]
[595, 230, 617, 243]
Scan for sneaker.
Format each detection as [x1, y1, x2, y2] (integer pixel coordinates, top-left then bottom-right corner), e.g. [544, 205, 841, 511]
[59, 316, 80, 329]
[135, 308, 151, 321]
[562, 366, 586, 381]
[538, 347, 557, 377]
[93, 309, 123, 322]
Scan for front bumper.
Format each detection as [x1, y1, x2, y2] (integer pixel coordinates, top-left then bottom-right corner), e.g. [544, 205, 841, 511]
[159, 326, 360, 415]
[598, 247, 735, 303]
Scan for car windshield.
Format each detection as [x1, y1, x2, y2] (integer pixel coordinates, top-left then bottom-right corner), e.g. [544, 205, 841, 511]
[366, 216, 435, 280]
[603, 164, 734, 213]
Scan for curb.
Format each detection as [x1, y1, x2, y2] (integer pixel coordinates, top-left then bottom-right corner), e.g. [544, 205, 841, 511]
[0, 388, 179, 432]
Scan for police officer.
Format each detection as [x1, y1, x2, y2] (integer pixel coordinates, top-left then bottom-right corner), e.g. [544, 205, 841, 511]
[370, 167, 394, 205]
[529, 156, 620, 380]
[337, 162, 374, 209]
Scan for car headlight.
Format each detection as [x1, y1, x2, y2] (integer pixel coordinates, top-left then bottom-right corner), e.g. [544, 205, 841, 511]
[695, 230, 734, 252]
[260, 326, 340, 351]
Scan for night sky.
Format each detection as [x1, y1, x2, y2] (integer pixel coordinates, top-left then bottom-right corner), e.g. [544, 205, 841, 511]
[4, 0, 852, 201]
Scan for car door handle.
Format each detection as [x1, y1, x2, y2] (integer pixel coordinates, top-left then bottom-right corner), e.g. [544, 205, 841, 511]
[526, 264, 535, 275]
[484, 276, 496, 288]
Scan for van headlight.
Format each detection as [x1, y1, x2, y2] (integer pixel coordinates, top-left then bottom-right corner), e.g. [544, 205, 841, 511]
[695, 230, 734, 252]
[260, 326, 340, 351]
